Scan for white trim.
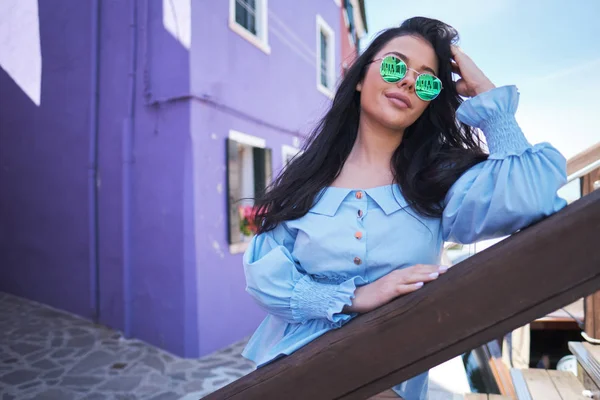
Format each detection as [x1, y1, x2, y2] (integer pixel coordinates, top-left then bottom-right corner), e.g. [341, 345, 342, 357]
[230, 242, 249, 254]
[229, 0, 271, 55]
[282, 145, 301, 165]
[229, 130, 266, 148]
[316, 15, 336, 99]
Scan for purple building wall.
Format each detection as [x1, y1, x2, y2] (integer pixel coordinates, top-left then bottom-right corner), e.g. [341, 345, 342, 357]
[0, 0, 95, 319]
[0, 0, 342, 358]
[189, 0, 341, 356]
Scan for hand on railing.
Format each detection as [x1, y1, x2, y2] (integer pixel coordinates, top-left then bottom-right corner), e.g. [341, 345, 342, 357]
[342, 264, 448, 314]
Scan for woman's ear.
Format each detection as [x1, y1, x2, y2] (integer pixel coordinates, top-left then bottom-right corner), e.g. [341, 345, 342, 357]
[356, 81, 363, 92]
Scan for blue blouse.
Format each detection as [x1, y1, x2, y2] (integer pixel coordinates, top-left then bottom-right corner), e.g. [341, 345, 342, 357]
[241, 86, 567, 400]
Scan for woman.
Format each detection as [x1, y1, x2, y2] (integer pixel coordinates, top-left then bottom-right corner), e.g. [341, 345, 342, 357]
[241, 17, 567, 399]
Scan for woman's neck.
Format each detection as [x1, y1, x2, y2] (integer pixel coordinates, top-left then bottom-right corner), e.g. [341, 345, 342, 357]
[347, 118, 404, 167]
[332, 117, 403, 189]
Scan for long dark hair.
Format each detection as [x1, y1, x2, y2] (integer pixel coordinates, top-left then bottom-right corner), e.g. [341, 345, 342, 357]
[255, 17, 488, 234]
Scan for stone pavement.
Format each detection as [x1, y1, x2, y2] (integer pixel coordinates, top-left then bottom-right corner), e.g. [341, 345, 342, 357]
[0, 291, 469, 399]
[0, 292, 254, 399]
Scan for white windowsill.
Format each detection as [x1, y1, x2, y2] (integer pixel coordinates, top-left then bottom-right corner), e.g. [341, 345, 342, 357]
[230, 241, 250, 254]
[229, 20, 271, 55]
[317, 83, 335, 99]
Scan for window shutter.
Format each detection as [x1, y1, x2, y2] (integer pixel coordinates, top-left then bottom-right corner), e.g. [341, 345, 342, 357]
[226, 138, 239, 244]
[253, 147, 272, 198]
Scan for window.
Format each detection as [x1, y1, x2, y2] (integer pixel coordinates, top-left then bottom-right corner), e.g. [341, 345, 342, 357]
[282, 145, 301, 167]
[235, 0, 256, 35]
[226, 131, 272, 252]
[229, 0, 270, 54]
[344, 0, 357, 46]
[316, 15, 335, 98]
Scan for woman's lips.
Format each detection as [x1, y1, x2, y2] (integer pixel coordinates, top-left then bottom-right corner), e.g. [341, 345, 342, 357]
[385, 92, 412, 109]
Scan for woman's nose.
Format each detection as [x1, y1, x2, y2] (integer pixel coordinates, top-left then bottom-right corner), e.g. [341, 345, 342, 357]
[398, 69, 418, 90]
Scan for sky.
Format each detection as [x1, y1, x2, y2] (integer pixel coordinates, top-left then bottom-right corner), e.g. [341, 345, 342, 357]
[362, 0, 600, 162]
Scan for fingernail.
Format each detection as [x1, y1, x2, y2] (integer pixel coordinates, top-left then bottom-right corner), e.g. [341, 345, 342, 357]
[439, 265, 450, 272]
[429, 272, 439, 279]
[415, 282, 424, 288]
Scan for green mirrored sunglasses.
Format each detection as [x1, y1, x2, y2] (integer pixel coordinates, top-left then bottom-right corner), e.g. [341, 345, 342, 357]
[375, 55, 443, 101]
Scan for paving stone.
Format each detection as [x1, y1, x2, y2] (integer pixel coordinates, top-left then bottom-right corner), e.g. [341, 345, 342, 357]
[18, 379, 42, 390]
[168, 372, 186, 381]
[182, 392, 212, 400]
[191, 370, 217, 380]
[80, 394, 107, 400]
[160, 353, 175, 363]
[9, 343, 42, 356]
[27, 387, 76, 400]
[32, 359, 60, 370]
[224, 370, 244, 378]
[50, 349, 73, 358]
[41, 368, 64, 379]
[68, 350, 115, 374]
[68, 328, 88, 337]
[126, 364, 152, 375]
[98, 375, 143, 391]
[212, 378, 230, 386]
[66, 334, 95, 348]
[14, 326, 45, 337]
[110, 362, 128, 370]
[33, 309, 65, 319]
[141, 354, 165, 374]
[199, 360, 237, 369]
[75, 347, 92, 357]
[147, 393, 180, 400]
[147, 372, 170, 386]
[114, 395, 138, 400]
[125, 350, 144, 361]
[25, 349, 54, 362]
[0, 369, 41, 385]
[168, 361, 195, 373]
[0, 293, 263, 399]
[137, 385, 164, 396]
[61, 376, 104, 386]
[183, 379, 205, 392]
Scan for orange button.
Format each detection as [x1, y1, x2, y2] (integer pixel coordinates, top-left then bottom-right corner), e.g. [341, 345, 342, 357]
[355, 231, 363, 240]
[355, 191, 363, 199]
[353, 257, 362, 265]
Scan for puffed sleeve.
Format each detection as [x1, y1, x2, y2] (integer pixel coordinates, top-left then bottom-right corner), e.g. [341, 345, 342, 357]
[442, 85, 568, 244]
[244, 222, 366, 327]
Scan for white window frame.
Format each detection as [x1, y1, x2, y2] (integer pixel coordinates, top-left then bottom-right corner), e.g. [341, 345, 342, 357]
[229, 0, 271, 55]
[282, 145, 301, 167]
[316, 15, 336, 99]
[227, 130, 267, 255]
[229, 129, 266, 149]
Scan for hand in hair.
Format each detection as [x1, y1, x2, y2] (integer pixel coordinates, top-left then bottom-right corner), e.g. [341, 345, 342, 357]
[451, 45, 496, 97]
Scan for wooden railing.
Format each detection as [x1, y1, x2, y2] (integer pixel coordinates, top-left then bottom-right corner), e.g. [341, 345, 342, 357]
[567, 141, 600, 179]
[206, 189, 600, 400]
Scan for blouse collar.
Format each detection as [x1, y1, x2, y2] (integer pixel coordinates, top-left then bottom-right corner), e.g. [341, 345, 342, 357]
[310, 184, 410, 216]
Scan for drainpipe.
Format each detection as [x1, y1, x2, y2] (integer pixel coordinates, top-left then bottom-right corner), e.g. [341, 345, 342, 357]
[89, 0, 101, 322]
[122, 0, 138, 337]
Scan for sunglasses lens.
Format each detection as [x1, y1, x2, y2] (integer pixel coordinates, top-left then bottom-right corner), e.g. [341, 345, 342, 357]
[415, 74, 442, 101]
[380, 56, 406, 83]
